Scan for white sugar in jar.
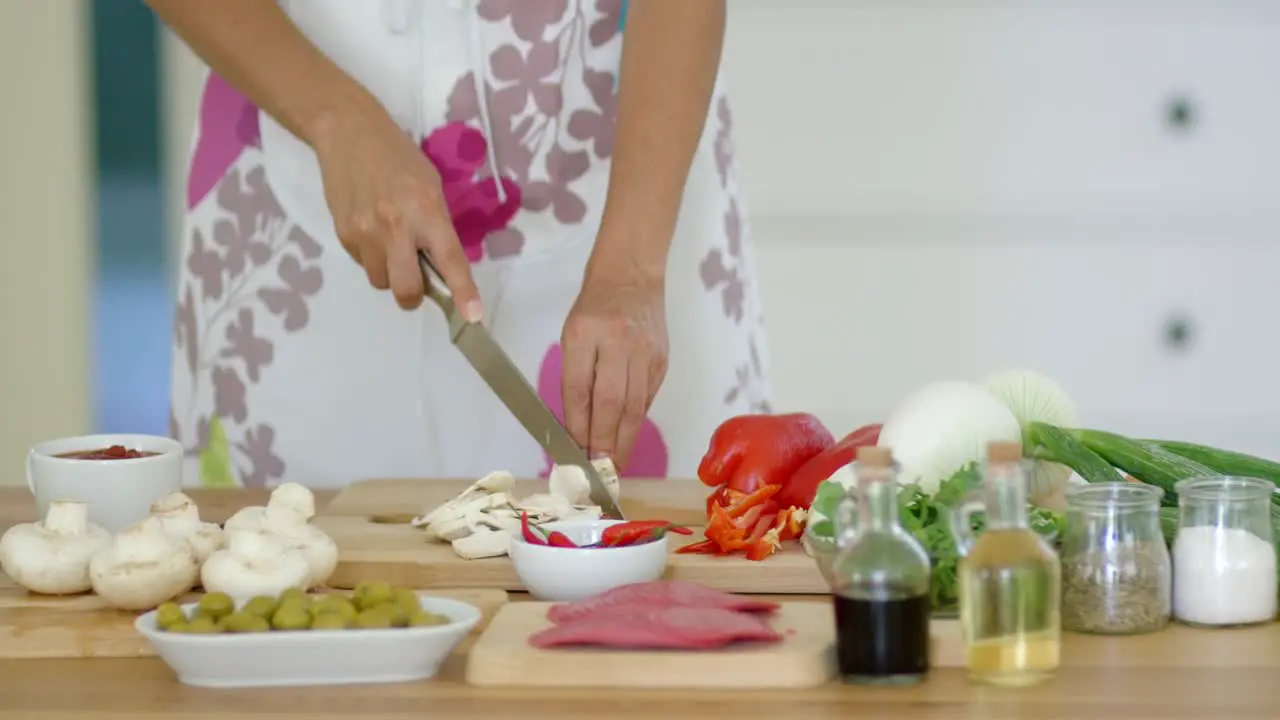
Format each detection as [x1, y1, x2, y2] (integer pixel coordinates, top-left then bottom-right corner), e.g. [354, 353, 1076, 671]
[1173, 525, 1277, 627]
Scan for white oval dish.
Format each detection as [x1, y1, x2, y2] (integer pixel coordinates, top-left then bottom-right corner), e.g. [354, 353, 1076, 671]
[509, 518, 669, 602]
[135, 594, 480, 688]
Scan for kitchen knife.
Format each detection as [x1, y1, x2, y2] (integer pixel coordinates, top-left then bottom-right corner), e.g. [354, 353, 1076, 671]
[417, 250, 626, 520]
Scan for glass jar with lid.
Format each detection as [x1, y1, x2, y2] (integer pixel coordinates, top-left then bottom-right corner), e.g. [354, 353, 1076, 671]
[1172, 476, 1277, 627]
[1060, 482, 1171, 635]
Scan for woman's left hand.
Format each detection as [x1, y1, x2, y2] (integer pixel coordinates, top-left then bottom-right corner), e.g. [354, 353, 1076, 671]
[560, 264, 668, 471]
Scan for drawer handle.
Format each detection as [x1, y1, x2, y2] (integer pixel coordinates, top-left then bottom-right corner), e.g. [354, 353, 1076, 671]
[1165, 96, 1198, 133]
[1164, 315, 1194, 352]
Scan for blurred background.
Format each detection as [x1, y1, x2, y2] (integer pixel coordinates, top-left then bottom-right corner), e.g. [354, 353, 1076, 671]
[5, 1, 1280, 484]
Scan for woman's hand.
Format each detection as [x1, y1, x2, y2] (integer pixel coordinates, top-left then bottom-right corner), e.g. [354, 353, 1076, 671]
[561, 263, 669, 471]
[313, 110, 483, 321]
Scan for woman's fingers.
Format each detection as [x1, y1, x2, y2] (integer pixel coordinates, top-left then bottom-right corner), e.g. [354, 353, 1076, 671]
[419, 213, 484, 323]
[385, 226, 424, 310]
[612, 358, 650, 471]
[587, 344, 628, 461]
[561, 331, 597, 450]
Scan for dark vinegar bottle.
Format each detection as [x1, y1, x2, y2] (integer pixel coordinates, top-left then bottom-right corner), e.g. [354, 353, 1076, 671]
[829, 446, 933, 685]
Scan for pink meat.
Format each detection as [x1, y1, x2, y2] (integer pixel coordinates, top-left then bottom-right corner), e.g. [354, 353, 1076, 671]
[529, 605, 783, 650]
[546, 581, 780, 624]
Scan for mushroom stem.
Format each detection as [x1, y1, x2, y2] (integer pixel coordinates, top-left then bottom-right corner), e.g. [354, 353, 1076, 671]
[226, 529, 285, 570]
[266, 482, 316, 521]
[150, 493, 201, 534]
[43, 500, 90, 536]
[113, 517, 172, 563]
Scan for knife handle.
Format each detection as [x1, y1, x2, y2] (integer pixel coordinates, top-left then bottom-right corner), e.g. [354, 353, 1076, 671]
[417, 250, 454, 313]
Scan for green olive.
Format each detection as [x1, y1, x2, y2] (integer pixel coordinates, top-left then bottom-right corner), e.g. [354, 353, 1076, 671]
[278, 587, 309, 605]
[197, 592, 235, 620]
[310, 595, 357, 620]
[373, 601, 410, 627]
[354, 608, 394, 629]
[166, 621, 190, 633]
[311, 612, 353, 631]
[392, 587, 421, 614]
[222, 612, 271, 633]
[241, 595, 278, 618]
[155, 602, 188, 631]
[408, 610, 450, 627]
[353, 581, 394, 611]
[185, 615, 222, 634]
[271, 606, 312, 631]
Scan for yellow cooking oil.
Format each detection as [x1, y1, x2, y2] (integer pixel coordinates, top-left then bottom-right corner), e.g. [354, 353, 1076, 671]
[958, 527, 1061, 687]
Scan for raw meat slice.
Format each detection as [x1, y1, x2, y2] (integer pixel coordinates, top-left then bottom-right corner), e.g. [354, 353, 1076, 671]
[546, 580, 780, 624]
[529, 605, 783, 650]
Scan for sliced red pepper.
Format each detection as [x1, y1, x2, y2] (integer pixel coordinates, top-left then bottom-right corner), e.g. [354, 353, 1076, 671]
[774, 507, 809, 542]
[774, 423, 882, 510]
[675, 539, 722, 555]
[697, 413, 835, 494]
[520, 512, 548, 545]
[745, 512, 776, 544]
[746, 527, 783, 561]
[546, 530, 578, 548]
[724, 484, 780, 520]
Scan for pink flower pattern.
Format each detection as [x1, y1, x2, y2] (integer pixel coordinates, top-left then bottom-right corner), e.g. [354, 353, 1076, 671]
[420, 123, 523, 264]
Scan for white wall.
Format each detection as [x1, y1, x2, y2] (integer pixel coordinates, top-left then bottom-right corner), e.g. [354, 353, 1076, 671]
[0, 1, 93, 484]
[158, 2, 1280, 459]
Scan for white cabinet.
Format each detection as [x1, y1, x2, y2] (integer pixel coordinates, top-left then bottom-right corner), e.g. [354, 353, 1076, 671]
[726, 3, 1280, 219]
[751, 216, 1280, 454]
[726, 3, 1280, 455]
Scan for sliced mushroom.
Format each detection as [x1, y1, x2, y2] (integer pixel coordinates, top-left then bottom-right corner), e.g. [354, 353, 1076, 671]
[517, 493, 573, 520]
[412, 471, 518, 528]
[422, 493, 513, 541]
[548, 458, 621, 506]
[451, 528, 511, 560]
[478, 509, 522, 533]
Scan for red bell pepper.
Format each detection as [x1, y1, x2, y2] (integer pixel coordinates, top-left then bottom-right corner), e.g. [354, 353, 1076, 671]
[697, 413, 835, 495]
[773, 423, 882, 510]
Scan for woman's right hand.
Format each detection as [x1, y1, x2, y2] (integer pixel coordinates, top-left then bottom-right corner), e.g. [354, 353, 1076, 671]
[312, 108, 483, 322]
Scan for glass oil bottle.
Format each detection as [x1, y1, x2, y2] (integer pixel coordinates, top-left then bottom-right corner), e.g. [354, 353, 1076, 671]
[952, 441, 1061, 687]
[829, 445, 932, 685]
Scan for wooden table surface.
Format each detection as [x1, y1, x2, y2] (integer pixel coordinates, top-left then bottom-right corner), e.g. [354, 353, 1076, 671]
[0, 488, 1276, 719]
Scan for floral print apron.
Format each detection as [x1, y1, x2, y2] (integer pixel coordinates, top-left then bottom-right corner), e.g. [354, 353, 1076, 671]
[169, 0, 771, 488]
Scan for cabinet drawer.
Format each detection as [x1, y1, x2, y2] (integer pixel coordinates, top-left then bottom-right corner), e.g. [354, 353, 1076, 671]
[753, 216, 1280, 427]
[727, 4, 1280, 218]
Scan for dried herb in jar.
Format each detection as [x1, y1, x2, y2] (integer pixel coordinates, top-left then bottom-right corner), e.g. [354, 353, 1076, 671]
[1061, 541, 1170, 635]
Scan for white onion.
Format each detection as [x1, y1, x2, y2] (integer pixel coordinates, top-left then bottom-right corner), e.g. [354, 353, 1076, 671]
[980, 368, 1081, 504]
[877, 381, 1022, 495]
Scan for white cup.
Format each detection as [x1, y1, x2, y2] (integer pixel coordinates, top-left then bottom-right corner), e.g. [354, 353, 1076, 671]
[27, 434, 185, 533]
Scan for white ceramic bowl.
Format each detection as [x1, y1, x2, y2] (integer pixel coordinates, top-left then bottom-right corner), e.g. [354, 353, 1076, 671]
[28, 433, 184, 532]
[135, 594, 481, 688]
[509, 519, 669, 601]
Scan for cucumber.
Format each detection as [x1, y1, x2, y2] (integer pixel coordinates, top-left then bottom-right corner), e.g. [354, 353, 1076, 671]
[1144, 439, 1280, 488]
[1073, 429, 1215, 505]
[1028, 423, 1124, 485]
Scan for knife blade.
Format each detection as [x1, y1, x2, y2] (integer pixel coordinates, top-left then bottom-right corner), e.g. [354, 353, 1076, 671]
[417, 251, 625, 520]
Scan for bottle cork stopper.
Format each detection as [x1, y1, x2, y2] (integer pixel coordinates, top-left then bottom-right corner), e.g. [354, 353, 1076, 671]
[856, 445, 894, 467]
[986, 440, 1023, 463]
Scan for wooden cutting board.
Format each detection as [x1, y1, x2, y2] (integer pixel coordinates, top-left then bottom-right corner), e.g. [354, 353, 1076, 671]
[314, 478, 829, 594]
[0, 573, 509, 659]
[322, 477, 713, 526]
[466, 601, 837, 688]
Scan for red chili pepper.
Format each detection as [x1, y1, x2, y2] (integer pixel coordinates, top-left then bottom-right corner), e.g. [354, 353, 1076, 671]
[600, 520, 691, 548]
[774, 423, 882, 510]
[520, 512, 548, 545]
[546, 530, 579, 548]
